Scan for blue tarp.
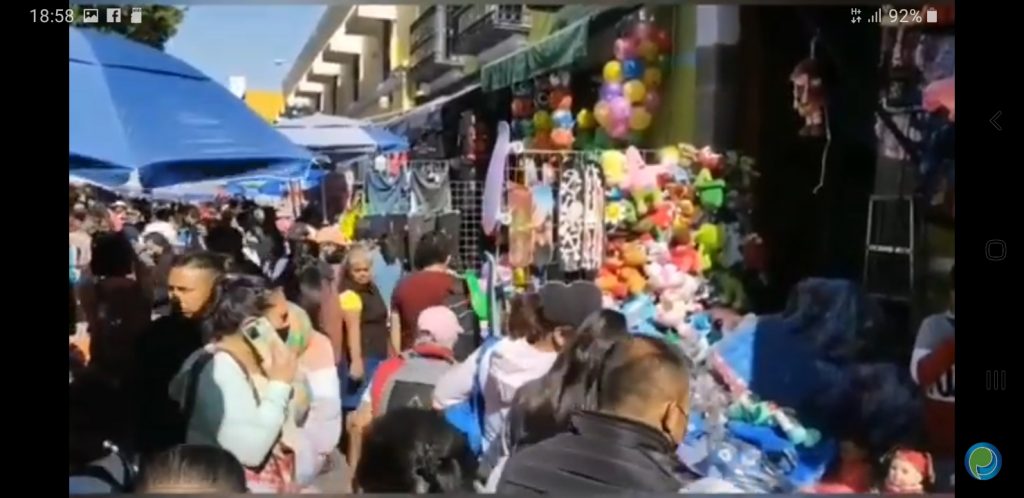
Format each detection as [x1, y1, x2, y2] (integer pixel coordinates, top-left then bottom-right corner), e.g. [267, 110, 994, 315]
[275, 113, 408, 154]
[69, 28, 313, 189]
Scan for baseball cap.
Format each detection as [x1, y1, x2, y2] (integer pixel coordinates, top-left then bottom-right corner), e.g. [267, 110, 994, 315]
[538, 281, 603, 329]
[416, 306, 463, 349]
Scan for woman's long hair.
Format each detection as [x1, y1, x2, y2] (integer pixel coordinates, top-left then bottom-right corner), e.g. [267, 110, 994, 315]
[509, 310, 630, 448]
[201, 274, 273, 342]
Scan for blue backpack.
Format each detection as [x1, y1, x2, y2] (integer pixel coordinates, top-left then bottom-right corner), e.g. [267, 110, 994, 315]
[444, 336, 502, 455]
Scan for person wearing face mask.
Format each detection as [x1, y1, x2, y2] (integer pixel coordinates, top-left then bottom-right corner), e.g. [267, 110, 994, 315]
[496, 336, 701, 494]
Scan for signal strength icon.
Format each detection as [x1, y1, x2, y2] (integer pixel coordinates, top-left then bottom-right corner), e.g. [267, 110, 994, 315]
[850, 8, 862, 24]
[867, 9, 882, 24]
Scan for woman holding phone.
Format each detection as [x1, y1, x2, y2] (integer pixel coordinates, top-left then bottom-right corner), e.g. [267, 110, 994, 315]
[169, 274, 307, 493]
[337, 244, 390, 414]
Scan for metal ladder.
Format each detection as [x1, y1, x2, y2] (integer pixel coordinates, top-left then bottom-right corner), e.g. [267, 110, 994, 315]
[863, 194, 915, 301]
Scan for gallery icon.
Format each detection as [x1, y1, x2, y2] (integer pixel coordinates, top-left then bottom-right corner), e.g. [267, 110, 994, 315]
[130, 7, 143, 24]
[106, 7, 121, 23]
[82, 9, 99, 23]
[965, 443, 1002, 481]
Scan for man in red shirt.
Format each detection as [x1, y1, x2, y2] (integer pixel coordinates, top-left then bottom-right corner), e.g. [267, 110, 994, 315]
[390, 231, 457, 353]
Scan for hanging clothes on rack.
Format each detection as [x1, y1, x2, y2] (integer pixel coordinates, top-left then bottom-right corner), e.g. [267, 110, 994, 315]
[580, 153, 605, 272]
[557, 161, 585, 273]
[364, 166, 411, 216]
[407, 160, 458, 266]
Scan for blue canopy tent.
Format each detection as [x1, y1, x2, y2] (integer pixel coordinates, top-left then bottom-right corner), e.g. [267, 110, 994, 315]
[275, 113, 408, 166]
[69, 28, 313, 189]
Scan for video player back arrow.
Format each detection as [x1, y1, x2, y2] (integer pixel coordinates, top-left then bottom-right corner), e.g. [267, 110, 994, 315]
[991, 111, 1003, 131]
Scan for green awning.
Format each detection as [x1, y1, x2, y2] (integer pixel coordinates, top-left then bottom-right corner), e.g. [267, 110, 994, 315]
[480, 6, 636, 92]
[480, 16, 591, 92]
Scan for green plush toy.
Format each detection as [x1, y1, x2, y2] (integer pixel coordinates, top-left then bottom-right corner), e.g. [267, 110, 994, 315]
[694, 168, 727, 211]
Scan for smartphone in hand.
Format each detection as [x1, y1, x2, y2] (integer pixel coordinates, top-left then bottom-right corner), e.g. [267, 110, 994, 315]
[241, 316, 278, 371]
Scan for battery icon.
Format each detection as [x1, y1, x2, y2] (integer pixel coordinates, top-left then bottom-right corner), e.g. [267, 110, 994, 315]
[925, 9, 938, 23]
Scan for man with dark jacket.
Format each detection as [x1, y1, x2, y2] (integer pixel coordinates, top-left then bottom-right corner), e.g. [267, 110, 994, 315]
[497, 336, 699, 494]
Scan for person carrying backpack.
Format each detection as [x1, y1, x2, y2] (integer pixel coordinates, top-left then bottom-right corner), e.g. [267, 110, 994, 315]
[346, 306, 462, 474]
[433, 282, 603, 465]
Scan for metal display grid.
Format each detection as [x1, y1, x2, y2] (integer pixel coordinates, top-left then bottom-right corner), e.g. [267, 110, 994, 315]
[349, 159, 483, 271]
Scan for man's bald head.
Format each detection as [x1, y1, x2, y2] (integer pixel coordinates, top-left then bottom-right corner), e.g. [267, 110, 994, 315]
[596, 336, 692, 443]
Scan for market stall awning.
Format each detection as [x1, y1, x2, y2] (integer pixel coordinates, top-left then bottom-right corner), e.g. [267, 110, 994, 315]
[480, 6, 626, 92]
[275, 113, 408, 154]
[69, 28, 313, 189]
[376, 83, 481, 131]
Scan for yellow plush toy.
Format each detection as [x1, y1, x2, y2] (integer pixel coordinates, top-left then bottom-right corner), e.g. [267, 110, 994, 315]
[694, 223, 725, 271]
[601, 150, 627, 188]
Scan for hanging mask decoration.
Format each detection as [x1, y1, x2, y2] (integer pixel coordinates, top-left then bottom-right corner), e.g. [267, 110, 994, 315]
[790, 58, 826, 137]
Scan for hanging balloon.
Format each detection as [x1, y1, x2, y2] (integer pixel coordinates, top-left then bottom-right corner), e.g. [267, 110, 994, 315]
[638, 39, 659, 62]
[552, 109, 574, 129]
[603, 60, 623, 83]
[594, 101, 612, 128]
[652, 28, 672, 53]
[622, 59, 645, 81]
[610, 122, 630, 140]
[600, 83, 624, 101]
[629, 107, 652, 131]
[609, 96, 632, 122]
[533, 110, 553, 131]
[643, 91, 662, 112]
[614, 37, 637, 61]
[643, 67, 663, 89]
[623, 80, 647, 104]
[577, 108, 596, 130]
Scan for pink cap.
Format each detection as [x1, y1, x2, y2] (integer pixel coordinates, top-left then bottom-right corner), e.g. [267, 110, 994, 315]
[416, 306, 462, 349]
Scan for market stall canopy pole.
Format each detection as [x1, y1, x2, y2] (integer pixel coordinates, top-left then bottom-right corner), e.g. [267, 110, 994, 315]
[69, 28, 313, 189]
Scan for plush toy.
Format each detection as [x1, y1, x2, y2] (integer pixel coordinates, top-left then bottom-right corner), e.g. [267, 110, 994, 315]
[622, 294, 658, 334]
[604, 200, 635, 229]
[694, 168, 727, 211]
[790, 58, 826, 137]
[601, 150, 628, 188]
[624, 146, 669, 215]
[632, 203, 674, 240]
[619, 267, 648, 296]
[727, 397, 822, 448]
[645, 261, 685, 292]
[654, 287, 689, 329]
[596, 267, 628, 300]
[721, 223, 745, 269]
[696, 146, 724, 173]
[694, 223, 724, 271]
[671, 244, 702, 274]
[621, 241, 648, 268]
[883, 449, 933, 494]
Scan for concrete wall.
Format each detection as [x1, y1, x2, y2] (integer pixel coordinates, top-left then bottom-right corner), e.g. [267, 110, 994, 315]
[694, 5, 741, 150]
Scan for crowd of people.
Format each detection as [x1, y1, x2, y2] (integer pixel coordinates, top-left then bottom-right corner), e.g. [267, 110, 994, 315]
[68, 184, 953, 494]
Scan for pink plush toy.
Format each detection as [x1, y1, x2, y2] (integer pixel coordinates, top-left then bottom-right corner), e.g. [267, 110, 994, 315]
[624, 146, 669, 215]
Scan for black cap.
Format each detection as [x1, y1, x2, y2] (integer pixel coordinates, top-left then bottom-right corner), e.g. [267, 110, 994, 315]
[538, 281, 603, 329]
